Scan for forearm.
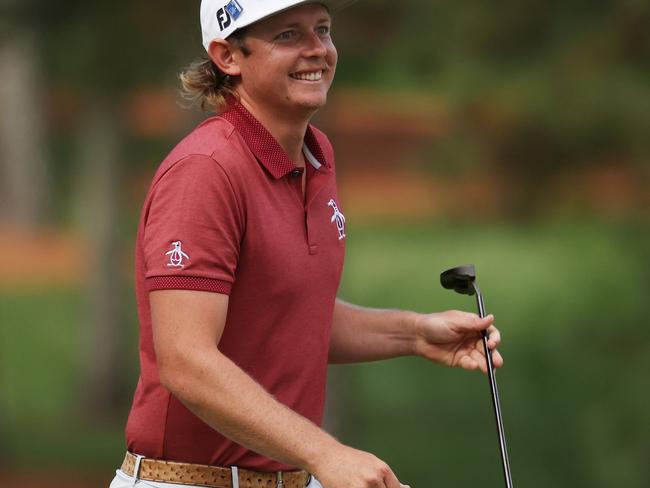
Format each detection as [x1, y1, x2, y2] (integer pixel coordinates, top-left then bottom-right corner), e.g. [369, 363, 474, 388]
[328, 299, 420, 364]
[150, 290, 413, 486]
[161, 346, 338, 473]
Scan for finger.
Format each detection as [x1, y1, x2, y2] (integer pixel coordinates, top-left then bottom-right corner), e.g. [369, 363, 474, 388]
[479, 314, 495, 329]
[450, 312, 492, 334]
[383, 471, 403, 488]
[479, 332, 504, 369]
[385, 473, 411, 488]
[487, 326, 501, 348]
[491, 349, 504, 368]
[466, 313, 494, 331]
[468, 342, 493, 373]
[459, 354, 479, 371]
[476, 336, 504, 369]
[477, 349, 504, 373]
[470, 349, 488, 373]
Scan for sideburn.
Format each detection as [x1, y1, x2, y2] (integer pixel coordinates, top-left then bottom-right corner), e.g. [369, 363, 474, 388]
[230, 28, 252, 57]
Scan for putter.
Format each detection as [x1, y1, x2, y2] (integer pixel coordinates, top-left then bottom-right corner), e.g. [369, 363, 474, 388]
[440, 264, 514, 488]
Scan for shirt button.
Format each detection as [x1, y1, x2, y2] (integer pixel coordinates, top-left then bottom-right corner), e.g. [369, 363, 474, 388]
[290, 169, 301, 177]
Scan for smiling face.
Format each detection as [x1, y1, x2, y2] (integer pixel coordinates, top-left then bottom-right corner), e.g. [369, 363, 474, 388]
[226, 3, 337, 121]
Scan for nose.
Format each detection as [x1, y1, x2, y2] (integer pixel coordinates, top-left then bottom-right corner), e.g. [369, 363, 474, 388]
[301, 31, 329, 57]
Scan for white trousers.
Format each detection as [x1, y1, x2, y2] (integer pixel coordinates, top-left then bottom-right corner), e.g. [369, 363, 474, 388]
[109, 468, 323, 488]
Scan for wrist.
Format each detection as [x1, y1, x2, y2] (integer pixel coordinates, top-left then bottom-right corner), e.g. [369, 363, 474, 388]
[302, 431, 341, 475]
[401, 310, 424, 356]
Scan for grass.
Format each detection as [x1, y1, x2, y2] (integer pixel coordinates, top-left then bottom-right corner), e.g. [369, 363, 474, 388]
[0, 288, 132, 471]
[334, 219, 650, 488]
[2, 220, 648, 486]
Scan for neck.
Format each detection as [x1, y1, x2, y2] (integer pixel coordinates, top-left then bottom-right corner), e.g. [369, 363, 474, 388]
[238, 96, 314, 167]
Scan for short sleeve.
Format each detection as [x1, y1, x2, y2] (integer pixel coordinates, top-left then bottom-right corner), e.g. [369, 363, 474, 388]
[142, 155, 243, 294]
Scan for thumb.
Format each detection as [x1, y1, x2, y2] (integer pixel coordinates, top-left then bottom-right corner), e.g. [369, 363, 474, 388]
[384, 471, 407, 488]
[475, 313, 494, 329]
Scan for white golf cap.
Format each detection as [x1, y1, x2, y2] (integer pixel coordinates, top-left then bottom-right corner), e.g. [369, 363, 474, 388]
[200, 0, 354, 51]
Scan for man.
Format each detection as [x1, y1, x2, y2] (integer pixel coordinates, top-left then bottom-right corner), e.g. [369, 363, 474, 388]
[109, 1, 503, 488]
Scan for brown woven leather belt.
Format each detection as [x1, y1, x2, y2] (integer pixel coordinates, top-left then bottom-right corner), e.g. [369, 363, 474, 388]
[121, 451, 311, 488]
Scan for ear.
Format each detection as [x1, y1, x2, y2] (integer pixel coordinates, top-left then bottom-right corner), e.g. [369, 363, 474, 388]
[208, 39, 242, 77]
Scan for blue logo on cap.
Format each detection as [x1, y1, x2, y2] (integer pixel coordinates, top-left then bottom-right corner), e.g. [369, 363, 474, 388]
[226, 0, 243, 20]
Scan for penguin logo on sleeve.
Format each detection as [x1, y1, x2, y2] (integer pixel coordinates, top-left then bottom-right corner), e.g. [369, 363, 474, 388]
[166, 241, 190, 268]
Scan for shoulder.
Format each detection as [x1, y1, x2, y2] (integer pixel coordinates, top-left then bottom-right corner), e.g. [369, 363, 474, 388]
[142, 152, 244, 234]
[151, 115, 250, 186]
[162, 116, 235, 167]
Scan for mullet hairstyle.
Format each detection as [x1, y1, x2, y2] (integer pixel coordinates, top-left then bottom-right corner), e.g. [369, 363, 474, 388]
[179, 29, 251, 113]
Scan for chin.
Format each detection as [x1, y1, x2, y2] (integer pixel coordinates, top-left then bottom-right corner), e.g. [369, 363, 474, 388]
[302, 99, 327, 111]
[293, 93, 328, 111]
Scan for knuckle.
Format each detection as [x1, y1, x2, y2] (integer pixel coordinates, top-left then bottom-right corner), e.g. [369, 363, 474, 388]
[362, 472, 381, 486]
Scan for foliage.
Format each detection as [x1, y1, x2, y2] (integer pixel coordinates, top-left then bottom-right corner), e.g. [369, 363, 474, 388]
[334, 220, 650, 488]
[6, 0, 647, 220]
[335, 0, 650, 215]
[2, 222, 649, 486]
[0, 287, 138, 471]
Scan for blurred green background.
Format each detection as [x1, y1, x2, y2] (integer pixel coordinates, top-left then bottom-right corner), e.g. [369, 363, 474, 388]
[1, 0, 649, 487]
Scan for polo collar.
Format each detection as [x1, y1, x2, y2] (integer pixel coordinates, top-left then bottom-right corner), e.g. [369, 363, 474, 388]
[220, 101, 330, 179]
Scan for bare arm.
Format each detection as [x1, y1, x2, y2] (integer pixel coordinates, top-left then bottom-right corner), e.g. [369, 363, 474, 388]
[151, 290, 409, 488]
[329, 298, 503, 372]
[328, 299, 419, 363]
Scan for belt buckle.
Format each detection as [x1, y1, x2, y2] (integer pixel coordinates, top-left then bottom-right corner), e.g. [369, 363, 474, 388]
[132, 454, 145, 481]
[276, 471, 284, 488]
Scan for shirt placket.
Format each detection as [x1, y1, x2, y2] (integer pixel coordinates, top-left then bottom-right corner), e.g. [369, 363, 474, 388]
[284, 168, 314, 254]
[303, 168, 330, 256]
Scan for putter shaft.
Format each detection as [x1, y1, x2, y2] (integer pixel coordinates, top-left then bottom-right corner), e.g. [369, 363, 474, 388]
[473, 282, 514, 488]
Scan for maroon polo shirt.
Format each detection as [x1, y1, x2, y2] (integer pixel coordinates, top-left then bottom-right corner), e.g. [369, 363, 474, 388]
[125, 102, 346, 471]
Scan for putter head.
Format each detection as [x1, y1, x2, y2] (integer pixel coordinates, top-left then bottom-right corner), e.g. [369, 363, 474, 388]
[440, 264, 477, 296]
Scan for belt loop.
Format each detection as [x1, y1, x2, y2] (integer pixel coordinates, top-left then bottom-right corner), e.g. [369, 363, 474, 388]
[231, 466, 240, 488]
[132, 454, 145, 486]
[277, 471, 284, 488]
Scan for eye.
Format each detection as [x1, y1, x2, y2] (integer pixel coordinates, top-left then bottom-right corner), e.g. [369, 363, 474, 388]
[315, 25, 330, 36]
[275, 30, 296, 42]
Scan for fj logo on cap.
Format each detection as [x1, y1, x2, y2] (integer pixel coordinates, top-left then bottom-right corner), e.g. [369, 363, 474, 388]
[328, 199, 346, 240]
[166, 241, 189, 268]
[217, 0, 243, 31]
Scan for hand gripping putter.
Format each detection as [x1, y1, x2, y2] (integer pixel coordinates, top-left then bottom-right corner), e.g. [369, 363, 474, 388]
[440, 265, 514, 488]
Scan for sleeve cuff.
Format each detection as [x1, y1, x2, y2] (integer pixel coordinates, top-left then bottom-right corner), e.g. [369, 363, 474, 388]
[146, 276, 232, 295]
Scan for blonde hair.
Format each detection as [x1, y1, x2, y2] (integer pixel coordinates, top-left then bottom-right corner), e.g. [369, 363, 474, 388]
[178, 31, 249, 113]
[179, 58, 236, 113]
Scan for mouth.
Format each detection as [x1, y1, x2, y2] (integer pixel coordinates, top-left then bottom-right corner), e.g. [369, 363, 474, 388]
[290, 70, 324, 82]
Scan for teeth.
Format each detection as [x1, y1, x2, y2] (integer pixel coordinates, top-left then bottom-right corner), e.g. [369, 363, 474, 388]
[292, 71, 323, 81]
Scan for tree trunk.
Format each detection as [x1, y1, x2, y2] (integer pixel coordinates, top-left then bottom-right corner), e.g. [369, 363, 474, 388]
[75, 103, 125, 420]
[0, 27, 49, 228]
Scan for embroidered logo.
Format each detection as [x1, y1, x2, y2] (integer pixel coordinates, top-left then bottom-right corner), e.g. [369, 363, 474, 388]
[225, 0, 243, 20]
[328, 199, 346, 240]
[166, 241, 189, 268]
[217, 0, 242, 31]
[216, 6, 232, 30]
